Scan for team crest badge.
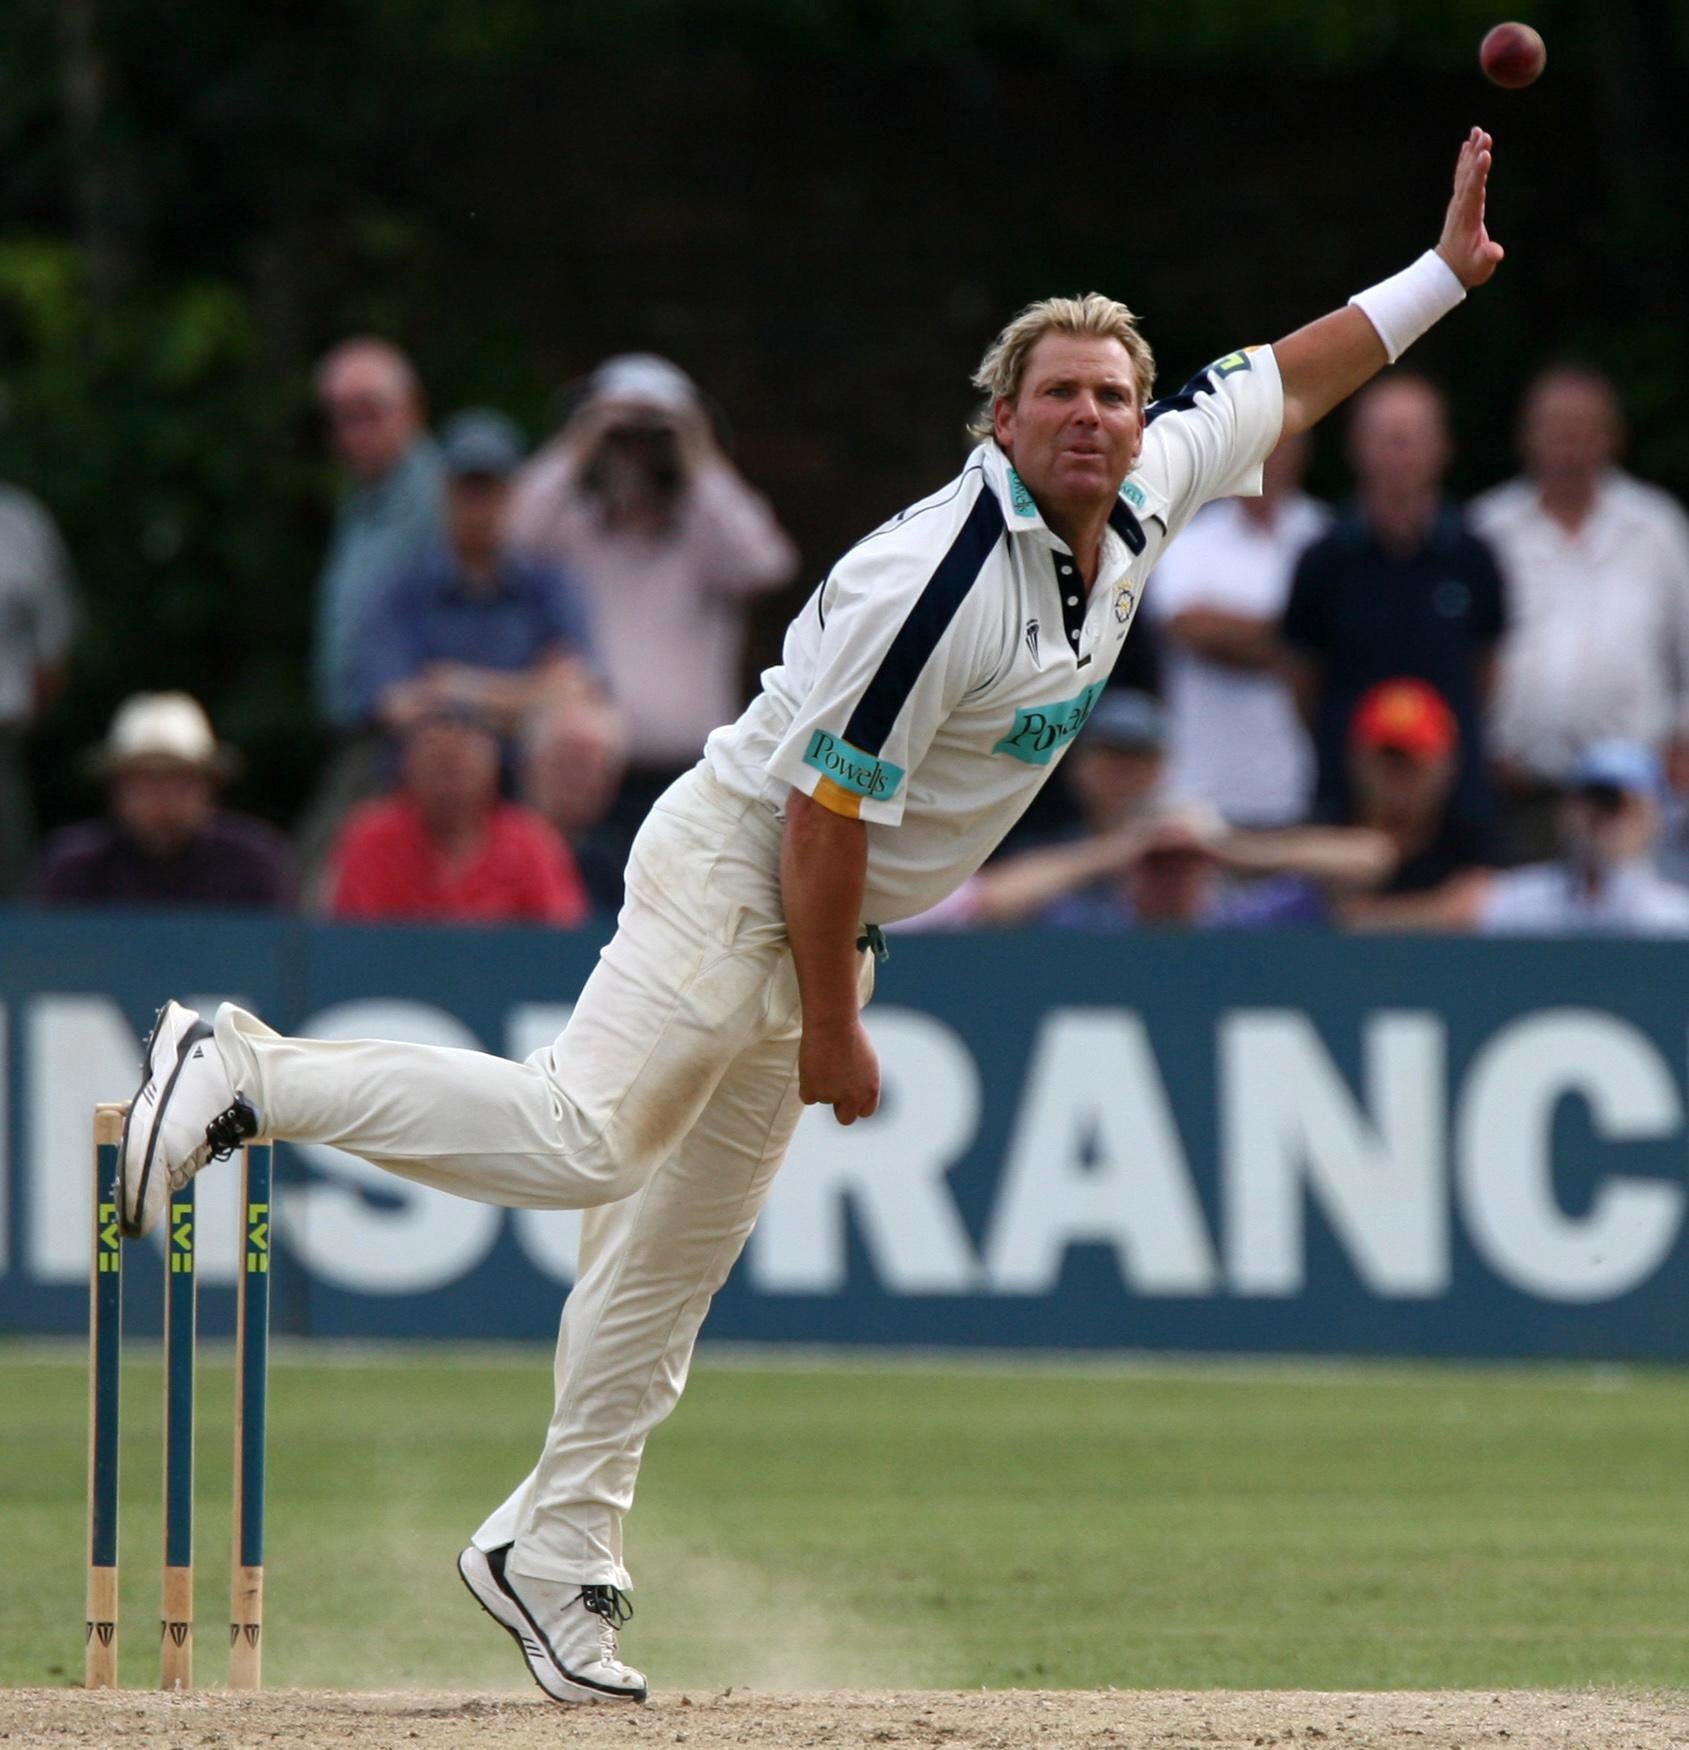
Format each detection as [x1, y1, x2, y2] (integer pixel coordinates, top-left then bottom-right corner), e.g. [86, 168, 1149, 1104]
[1113, 583, 1136, 625]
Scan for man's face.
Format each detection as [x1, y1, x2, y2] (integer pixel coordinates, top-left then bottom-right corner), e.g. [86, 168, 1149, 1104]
[111, 765, 215, 855]
[1522, 377, 1618, 494]
[994, 334, 1144, 523]
[320, 360, 418, 482]
[447, 475, 510, 561]
[1067, 743, 1163, 832]
[1348, 381, 1450, 498]
[1561, 786, 1656, 870]
[1125, 834, 1217, 927]
[403, 719, 500, 821]
[1349, 743, 1454, 829]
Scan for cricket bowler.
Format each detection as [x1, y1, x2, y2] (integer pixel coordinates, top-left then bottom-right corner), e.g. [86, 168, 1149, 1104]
[116, 129, 1503, 1704]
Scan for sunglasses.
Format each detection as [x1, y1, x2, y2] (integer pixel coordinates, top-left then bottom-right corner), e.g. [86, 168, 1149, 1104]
[1576, 782, 1631, 815]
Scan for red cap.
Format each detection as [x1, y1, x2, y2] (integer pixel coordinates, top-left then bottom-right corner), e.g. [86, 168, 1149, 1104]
[1350, 678, 1457, 760]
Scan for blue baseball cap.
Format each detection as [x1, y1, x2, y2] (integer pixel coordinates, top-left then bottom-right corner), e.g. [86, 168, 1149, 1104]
[439, 408, 525, 479]
[1082, 690, 1166, 753]
[1570, 740, 1663, 798]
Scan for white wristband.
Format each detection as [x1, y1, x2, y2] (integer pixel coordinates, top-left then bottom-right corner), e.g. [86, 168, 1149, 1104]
[1348, 250, 1467, 364]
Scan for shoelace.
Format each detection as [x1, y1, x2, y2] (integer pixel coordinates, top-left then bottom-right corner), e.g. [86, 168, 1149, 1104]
[205, 1096, 258, 1162]
[579, 1585, 634, 1665]
[173, 1097, 259, 1190]
[579, 1584, 633, 1630]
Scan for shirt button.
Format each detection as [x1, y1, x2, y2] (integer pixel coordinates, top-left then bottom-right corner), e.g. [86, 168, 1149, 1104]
[1065, 595, 1078, 607]
[1059, 564, 1073, 576]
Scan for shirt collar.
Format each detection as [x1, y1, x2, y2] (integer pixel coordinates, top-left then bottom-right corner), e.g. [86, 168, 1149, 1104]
[1532, 468, 1642, 536]
[981, 441, 1049, 532]
[980, 440, 1148, 563]
[1340, 499, 1463, 557]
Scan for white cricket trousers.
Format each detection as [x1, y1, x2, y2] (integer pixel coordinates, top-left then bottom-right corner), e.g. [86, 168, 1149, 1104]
[214, 764, 869, 1591]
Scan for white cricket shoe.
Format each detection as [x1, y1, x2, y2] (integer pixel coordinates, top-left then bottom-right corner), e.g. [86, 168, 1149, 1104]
[119, 1000, 256, 1238]
[457, 1543, 648, 1705]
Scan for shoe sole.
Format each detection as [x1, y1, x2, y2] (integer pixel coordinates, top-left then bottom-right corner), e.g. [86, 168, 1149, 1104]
[118, 1003, 213, 1240]
[456, 1547, 646, 1706]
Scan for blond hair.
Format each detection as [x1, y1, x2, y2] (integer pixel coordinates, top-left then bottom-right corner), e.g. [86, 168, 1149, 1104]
[969, 294, 1156, 441]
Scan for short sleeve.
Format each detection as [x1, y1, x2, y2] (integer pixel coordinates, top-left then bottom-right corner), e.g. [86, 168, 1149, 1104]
[1139, 345, 1286, 540]
[346, 565, 430, 723]
[536, 561, 599, 663]
[1463, 530, 1508, 643]
[765, 495, 1003, 824]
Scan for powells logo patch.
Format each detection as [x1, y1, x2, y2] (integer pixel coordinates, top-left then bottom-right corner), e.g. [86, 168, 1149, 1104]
[993, 681, 1106, 766]
[802, 729, 905, 800]
[1120, 478, 1148, 511]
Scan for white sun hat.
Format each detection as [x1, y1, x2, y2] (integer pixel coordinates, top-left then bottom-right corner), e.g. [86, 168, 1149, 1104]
[88, 692, 241, 780]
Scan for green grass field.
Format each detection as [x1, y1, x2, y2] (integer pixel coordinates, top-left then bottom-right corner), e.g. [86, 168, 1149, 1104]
[5, 1342, 1688, 1693]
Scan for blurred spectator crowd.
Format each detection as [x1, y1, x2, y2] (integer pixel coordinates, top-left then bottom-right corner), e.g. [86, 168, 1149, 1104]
[8, 341, 1689, 937]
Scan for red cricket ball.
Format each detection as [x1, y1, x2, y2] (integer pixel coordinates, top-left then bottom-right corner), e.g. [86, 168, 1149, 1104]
[1480, 21, 1547, 89]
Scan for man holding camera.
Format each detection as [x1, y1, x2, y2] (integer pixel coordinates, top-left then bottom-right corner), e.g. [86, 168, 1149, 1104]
[508, 355, 799, 829]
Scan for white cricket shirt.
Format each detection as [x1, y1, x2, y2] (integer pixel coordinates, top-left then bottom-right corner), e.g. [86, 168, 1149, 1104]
[705, 345, 1286, 922]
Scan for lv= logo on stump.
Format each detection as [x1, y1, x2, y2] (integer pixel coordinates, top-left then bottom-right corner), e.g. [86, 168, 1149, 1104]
[85, 1101, 275, 1691]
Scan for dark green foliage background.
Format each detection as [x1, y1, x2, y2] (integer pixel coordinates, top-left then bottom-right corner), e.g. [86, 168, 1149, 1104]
[1, 0, 1683, 834]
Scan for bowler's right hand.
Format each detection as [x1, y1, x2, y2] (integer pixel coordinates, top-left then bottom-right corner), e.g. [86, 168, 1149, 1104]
[798, 1017, 881, 1126]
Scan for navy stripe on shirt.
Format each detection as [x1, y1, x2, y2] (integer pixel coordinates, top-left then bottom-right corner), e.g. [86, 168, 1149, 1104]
[842, 489, 1006, 756]
[1145, 364, 1216, 426]
[1108, 498, 1147, 555]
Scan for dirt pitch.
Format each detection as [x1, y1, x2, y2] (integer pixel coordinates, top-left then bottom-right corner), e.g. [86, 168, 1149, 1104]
[3, 1688, 1686, 1750]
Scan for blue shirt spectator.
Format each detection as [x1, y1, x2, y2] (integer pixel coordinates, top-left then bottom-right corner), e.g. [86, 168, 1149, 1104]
[351, 545, 597, 726]
[350, 410, 599, 756]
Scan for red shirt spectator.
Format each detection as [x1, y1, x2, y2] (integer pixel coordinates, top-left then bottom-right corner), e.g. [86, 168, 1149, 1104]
[327, 705, 587, 925]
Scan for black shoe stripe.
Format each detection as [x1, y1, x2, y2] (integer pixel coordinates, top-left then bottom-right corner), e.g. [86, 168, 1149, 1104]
[118, 1007, 170, 1239]
[484, 1546, 645, 1701]
[458, 1551, 574, 1704]
[458, 1549, 641, 1706]
[120, 1011, 213, 1239]
[117, 1006, 168, 1237]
